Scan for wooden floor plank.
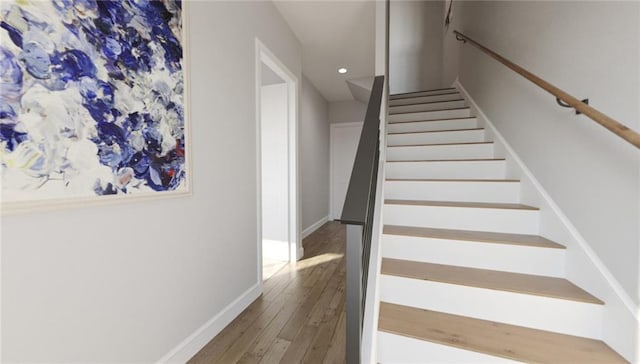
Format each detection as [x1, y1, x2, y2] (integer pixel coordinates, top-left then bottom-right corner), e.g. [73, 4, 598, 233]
[236, 351, 260, 364]
[382, 258, 602, 304]
[278, 258, 341, 341]
[241, 293, 305, 362]
[322, 310, 346, 364]
[187, 298, 276, 363]
[188, 221, 346, 364]
[379, 302, 627, 363]
[198, 265, 311, 362]
[278, 324, 318, 363]
[217, 257, 341, 363]
[257, 338, 290, 364]
[213, 293, 293, 364]
[303, 293, 346, 363]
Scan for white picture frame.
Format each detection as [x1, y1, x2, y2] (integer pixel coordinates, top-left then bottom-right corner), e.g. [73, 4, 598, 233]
[0, 1, 193, 215]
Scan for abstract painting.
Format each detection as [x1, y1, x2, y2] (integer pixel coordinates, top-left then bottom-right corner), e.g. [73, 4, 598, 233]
[0, 0, 188, 210]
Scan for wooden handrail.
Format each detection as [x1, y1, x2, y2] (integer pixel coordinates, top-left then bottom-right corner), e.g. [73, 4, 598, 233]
[454, 30, 640, 150]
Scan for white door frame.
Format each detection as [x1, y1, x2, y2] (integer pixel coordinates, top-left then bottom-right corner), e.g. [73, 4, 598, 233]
[255, 38, 301, 285]
[329, 122, 364, 220]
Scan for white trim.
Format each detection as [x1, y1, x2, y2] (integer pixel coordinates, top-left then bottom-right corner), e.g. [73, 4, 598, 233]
[255, 38, 301, 275]
[454, 78, 637, 319]
[362, 75, 388, 364]
[255, 39, 264, 285]
[329, 122, 364, 220]
[361, 156, 386, 364]
[156, 283, 261, 364]
[454, 78, 638, 361]
[302, 215, 329, 239]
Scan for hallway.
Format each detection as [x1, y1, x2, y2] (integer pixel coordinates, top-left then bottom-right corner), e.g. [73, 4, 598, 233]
[189, 222, 347, 363]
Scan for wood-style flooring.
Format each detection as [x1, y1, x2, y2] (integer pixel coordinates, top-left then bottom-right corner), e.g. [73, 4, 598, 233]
[189, 221, 346, 364]
[263, 258, 288, 281]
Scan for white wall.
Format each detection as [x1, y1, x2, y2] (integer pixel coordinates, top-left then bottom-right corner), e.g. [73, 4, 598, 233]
[389, 0, 444, 94]
[330, 123, 363, 220]
[443, 1, 640, 306]
[329, 100, 367, 124]
[262, 62, 285, 86]
[300, 76, 330, 232]
[1, 1, 302, 362]
[327, 100, 367, 220]
[261, 83, 289, 257]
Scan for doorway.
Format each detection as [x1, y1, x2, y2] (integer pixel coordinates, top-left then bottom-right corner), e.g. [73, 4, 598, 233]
[256, 39, 300, 283]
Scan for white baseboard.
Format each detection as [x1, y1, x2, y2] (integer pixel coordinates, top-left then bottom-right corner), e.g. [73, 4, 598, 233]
[157, 283, 262, 363]
[454, 79, 638, 362]
[302, 215, 329, 239]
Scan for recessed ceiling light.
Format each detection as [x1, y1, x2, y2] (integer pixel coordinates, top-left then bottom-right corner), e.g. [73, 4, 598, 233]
[338, 67, 347, 74]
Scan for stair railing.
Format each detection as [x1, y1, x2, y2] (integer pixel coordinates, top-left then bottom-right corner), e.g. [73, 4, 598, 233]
[340, 75, 385, 364]
[453, 30, 640, 149]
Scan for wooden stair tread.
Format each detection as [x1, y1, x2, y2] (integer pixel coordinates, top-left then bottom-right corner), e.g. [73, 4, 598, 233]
[391, 106, 470, 115]
[386, 141, 493, 148]
[389, 98, 465, 108]
[389, 90, 461, 101]
[387, 158, 505, 163]
[385, 200, 538, 211]
[379, 302, 625, 363]
[381, 259, 602, 304]
[388, 116, 476, 125]
[383, 225, 564, 249]
[386, 178, 519, 182]
[392, 87, 457, 94]
[390, 87, 457, 98]
[388, 127, 483, 135]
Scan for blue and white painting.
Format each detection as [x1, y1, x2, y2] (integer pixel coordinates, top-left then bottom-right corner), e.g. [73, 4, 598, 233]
[0, 0, 187, 206]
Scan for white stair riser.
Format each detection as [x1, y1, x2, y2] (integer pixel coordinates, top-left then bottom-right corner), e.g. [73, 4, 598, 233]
[390, 100, 467, 114]
[391, 89, 458, 99]
[387, 118, 478, 134]
[377, 332, 520, 364]
[383, 204, 539, 234]
[389, 108, 472, 123]
[387, 129, 485, 146]
[386, 143, 494, 161]
[389, 93, 463, 106]
[385, 161, 506, 180]
[384, 180, 520, 203]
[382, 234, 565, 277]
[380, 275, 603, 339]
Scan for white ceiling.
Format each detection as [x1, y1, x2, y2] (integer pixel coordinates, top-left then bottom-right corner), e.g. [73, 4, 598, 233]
[273, 1, 376, 102]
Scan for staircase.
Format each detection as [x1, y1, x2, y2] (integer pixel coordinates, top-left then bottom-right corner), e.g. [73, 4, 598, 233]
[376, 87, 627, 363]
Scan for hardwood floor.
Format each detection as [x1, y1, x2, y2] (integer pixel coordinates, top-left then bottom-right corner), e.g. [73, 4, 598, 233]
[263, 258, 288, 281]
[189, 221, 347, 364]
